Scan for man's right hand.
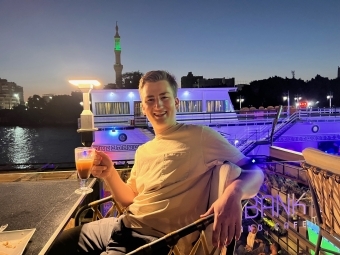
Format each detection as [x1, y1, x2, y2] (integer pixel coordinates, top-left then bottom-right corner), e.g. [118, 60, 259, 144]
[91, 151, 136, 207]
[92, 151, 115, 179]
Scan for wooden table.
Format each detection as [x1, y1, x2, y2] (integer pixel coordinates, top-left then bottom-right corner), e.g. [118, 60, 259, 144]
[0, 178, 96, 255]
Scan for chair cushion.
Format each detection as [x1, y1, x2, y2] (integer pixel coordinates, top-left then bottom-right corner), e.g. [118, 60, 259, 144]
[302, 148, 340, 174]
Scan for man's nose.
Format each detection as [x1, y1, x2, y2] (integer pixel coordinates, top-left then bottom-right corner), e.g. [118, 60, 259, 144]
[155, 98, 163, 108]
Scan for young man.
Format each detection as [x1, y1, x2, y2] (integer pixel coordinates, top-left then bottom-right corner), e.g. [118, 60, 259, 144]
[237, 224, 264, 254]
[47, 70, 263, 255]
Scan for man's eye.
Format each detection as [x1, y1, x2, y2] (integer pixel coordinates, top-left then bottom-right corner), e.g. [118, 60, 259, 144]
[162, 96, 168, 99]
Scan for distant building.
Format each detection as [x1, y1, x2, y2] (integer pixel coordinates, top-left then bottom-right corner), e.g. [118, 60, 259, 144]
[42, 94, 55, 103]
[0, 79, 24, 109]
[181, 72, 235, 88]
[338, 66, 340, 79]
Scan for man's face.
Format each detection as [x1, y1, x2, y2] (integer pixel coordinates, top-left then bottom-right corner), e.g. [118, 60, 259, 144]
[251, 226, 257, 234]
[141, 80, 179, 132]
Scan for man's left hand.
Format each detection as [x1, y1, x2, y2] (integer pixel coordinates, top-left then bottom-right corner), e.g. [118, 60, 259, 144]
[200, 187, 243, 248]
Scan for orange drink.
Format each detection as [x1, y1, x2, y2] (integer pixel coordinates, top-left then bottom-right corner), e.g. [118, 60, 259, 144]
[74, 147, 95, 194]
[76, 159, 93, 179]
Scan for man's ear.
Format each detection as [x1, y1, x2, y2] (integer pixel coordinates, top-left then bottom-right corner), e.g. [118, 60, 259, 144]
[175, 97, 180, 111]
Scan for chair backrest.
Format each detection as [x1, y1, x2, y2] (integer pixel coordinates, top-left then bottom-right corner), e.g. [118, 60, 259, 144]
[301, 148, 340, 237]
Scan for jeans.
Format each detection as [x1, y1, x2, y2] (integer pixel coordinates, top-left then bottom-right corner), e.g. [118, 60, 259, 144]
[46, 216, 170, 255]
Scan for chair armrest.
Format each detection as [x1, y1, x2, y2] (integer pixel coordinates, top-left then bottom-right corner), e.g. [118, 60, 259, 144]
[74, 195, 125, 226]
[126, 215, 218, 255]
[126, 200, 248, 255]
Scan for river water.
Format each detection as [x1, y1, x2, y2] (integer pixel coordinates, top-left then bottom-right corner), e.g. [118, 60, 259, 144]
[0, 126, 81, 166]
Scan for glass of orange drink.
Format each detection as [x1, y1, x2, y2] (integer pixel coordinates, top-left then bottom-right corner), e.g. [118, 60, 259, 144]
[74, 147, 95, 194]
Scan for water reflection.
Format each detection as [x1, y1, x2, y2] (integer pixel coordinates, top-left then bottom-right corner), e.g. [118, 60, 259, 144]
[0, 126, 80, 165]
[8, 127, 34, 164]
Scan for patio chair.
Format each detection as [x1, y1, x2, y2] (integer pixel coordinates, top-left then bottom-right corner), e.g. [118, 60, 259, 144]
[74, 162, 247, 255]
[301, 148, 340, 255]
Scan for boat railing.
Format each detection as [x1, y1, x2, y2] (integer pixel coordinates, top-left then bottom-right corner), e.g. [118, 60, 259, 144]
[296, 107, 340, 121]
[0, 162, 76, 172]
[92, 108, 339, 128]
[93, 110, 282, 128]
[237, 111, 300, 153]
[260, 160, 308, 185]
[269, 111, 300, 140]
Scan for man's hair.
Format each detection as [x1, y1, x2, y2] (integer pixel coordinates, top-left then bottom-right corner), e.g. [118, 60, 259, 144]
[139, 70, 178, 97]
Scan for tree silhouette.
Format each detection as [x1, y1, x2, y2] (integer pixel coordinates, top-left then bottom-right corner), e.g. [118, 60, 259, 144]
[103, 71, 144, 89]
[44, 95, 82, 124]
[27, 95, 46, 109]
[122, 71, 144, 89]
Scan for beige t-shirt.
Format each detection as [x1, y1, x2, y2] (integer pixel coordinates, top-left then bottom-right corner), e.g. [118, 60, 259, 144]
[123, 123, 244, 250]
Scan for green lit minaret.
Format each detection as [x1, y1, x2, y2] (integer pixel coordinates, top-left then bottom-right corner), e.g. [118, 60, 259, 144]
[114, 21, 123, 87]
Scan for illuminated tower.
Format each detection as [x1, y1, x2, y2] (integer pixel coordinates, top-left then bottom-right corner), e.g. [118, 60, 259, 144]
[114, 22, 123, 87]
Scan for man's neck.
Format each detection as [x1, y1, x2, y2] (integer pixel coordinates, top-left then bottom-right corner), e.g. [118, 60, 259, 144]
[154, 122, 178, 135]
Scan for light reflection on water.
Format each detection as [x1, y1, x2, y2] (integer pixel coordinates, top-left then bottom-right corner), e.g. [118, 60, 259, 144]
[0, 126, 81, 165]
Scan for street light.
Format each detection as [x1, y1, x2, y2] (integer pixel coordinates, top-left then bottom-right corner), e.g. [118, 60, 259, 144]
[294, 96, 302, 109]
[236, 96, 244, 110]
[283, 91, 290, 116]
[8, 93, 20, 109]
[69, 80, 100, 147]
[327, 92, 333, 108]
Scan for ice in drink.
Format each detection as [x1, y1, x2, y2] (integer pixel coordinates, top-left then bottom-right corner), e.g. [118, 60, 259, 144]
[76, 158, 93, 179]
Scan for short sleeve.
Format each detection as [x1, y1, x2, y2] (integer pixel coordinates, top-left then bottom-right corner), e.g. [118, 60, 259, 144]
[126, 148, 139, 195]
[202, 126, 245, 167]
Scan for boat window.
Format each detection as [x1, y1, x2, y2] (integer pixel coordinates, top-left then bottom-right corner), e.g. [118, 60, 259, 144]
[95, 102, 130, 115]
[206, 100, 229, 112]
[178, 100, 202, 113]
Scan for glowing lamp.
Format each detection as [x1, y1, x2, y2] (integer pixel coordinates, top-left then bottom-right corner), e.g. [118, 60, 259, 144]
[69, 80, 99, 146]
[69, 80, 100, 88]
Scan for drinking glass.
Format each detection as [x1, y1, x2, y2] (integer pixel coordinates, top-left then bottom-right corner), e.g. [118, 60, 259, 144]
[74, 147, 95, 194]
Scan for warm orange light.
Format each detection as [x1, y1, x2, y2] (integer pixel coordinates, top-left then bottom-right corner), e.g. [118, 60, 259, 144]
[69, 80, 100, 86]
[299, 101, 308, 108]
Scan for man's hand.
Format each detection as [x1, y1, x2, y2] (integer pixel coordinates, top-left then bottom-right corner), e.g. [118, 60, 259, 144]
[91, 151, 136, 207]
[200, 186, 243, 248]
[91, 151, 114, 179]
[245, 245, 252, 252]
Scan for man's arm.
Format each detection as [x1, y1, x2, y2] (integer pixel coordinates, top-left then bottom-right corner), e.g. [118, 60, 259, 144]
[201, 157, 264, 248]
[92, 151, 136, 207]
[229, 157, 264, 200]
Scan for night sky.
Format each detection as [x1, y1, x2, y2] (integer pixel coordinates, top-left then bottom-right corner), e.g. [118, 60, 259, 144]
[1, 0, 339, 100]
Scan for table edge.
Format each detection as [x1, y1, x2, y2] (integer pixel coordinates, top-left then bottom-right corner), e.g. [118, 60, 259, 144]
[38, 178, 97, 255]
